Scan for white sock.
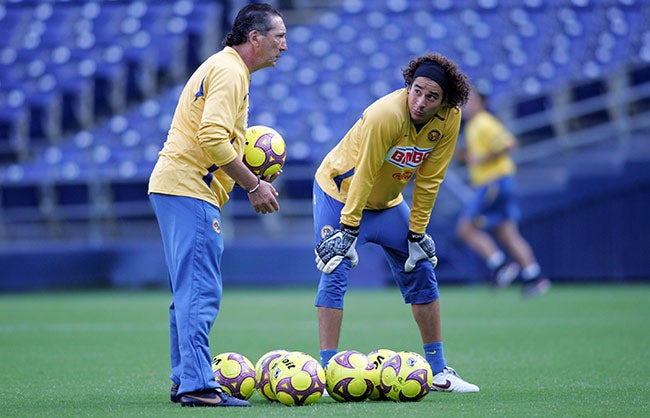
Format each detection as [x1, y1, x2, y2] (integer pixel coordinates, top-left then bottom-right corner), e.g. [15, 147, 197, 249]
[487, 251, 506, 270]
[521, 263, 541, 281]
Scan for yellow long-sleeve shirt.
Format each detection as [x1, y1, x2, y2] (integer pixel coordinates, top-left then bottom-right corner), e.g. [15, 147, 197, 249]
[148, 46, 250, 208]
[315, 89, 460, 234]
[464, 110, 516, 186]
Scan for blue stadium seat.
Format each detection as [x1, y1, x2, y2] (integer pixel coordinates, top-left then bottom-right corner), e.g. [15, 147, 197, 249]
[0, 0, 648, 239]
[179, 1, 224, 70]
[0, 6, 31, 48]
[91, 3, 128, 45]
[0, 88, 29, 159]
[54, 182, 91, 208]
[1, 182, 39, 209]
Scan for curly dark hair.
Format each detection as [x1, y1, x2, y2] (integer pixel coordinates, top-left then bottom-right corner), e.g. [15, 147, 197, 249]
[222, 3, 283, 47]
[402, 53, 470, 108]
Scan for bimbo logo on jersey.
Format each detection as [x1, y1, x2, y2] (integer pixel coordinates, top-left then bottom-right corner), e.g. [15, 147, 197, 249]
[386, 146, 434, 168]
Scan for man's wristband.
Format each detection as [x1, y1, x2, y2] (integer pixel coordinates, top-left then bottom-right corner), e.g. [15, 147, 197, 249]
[341, 224, 360, 236]
[247, 177, 261, 194]
[407, 231, 425, 242]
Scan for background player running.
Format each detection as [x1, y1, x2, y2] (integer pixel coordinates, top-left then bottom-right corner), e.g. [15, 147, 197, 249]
[455, 87, 551, 298]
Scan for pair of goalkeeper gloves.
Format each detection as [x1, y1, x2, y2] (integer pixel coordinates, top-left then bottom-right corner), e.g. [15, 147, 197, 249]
[314, 225, 438, 274]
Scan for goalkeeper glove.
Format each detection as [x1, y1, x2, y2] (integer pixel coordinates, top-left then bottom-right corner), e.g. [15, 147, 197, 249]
[315, 224, 359, 274]
[404, 231, 438, 273]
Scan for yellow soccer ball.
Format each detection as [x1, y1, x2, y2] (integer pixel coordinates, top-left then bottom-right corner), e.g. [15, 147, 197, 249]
[243, 125, 287, 177]
[211, 352, 256, 400]
[379, 351, 432, 402]
[325, 350, 374, 402]
[269, 351, 326, 406]
[255, 349, 289, 401]
[366, 348, 397, 400]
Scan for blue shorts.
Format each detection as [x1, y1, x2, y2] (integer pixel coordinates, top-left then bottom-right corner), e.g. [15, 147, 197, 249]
[312, 181, 439, 309]
[460, 175, 521, 229]
[149, 193, 224, 394]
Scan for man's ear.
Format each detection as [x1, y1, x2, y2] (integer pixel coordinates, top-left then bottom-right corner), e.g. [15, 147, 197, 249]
[248, 29, 260, 46]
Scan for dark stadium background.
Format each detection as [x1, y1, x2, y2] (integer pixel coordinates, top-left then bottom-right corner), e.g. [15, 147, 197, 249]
[1, 0, 648, 291]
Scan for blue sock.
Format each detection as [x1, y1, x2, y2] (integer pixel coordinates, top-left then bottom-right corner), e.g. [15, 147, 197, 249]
[423, 342, 446, 374]
[320, 349, 338, 369]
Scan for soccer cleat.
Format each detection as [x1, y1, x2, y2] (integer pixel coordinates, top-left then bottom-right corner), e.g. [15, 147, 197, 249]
[170, 383, 180, 403]
[522, 277, 551, 298]
[180, 388, 251, 407]
[431, 367, 480, 393]
[492, 261, 520, 288]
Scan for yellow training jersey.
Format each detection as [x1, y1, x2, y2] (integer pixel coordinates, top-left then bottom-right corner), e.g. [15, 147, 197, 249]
[464, 110, 516, 186]
[148, 46, 250, 208]
[315, 88, 460, 234]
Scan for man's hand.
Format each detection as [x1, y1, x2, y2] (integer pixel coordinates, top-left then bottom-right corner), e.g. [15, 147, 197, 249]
[220, 159, 280, 214]
[404, 231, 438, 272]
[247, 179, 279, 214]
[315, 225, 359, 274]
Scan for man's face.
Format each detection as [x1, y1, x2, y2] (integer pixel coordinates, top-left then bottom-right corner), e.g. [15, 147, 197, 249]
[407, 76, 445, 124]
[257, 15, 287, 69]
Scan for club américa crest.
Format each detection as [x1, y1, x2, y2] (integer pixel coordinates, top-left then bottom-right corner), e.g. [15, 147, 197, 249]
[427, 129, 442, 142]
[320, 225, 334, 239]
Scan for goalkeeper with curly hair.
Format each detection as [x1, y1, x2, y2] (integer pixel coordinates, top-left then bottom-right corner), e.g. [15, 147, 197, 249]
[313, 53, 479, 393]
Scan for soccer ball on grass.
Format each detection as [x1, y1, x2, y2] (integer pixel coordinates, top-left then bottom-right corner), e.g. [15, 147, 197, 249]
[211, 352, 256, 400]
[367, 348, 397, 400]
[379, 351, 432, 402]
[255, 349, 289, 401]
[269, 351, 326, 406]
[325, 350, 374, 402]
[243, 125, 287, 177]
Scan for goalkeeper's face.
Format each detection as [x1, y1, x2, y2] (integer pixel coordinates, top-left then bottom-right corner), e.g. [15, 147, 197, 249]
[407, 77, 445, 125]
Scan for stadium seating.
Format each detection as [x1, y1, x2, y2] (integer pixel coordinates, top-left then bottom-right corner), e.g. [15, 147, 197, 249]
[0, 1, 223, 156]
[0, 0, 649, 288]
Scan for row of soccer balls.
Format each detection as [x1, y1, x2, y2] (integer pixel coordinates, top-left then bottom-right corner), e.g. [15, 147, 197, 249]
[211, 348, 434, 406]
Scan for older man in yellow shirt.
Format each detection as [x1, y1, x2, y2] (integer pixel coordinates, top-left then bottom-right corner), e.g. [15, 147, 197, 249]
[148, 3, 287, 407]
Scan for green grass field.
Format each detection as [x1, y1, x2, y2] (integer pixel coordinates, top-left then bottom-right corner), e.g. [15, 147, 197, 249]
[1, 284, 648, 417]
